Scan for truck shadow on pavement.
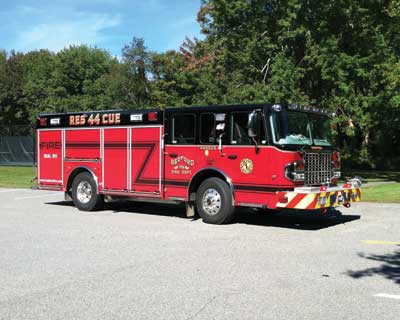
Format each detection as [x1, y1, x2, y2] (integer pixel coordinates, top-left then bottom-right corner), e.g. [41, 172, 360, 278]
[47, 200, 361, 231]
[346, 247, 400, 284]
[234, 208, 360, 230]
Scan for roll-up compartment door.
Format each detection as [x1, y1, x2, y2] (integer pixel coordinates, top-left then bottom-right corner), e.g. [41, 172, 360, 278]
[38, 130, 63, 186]
[103, 128, 129, 191]
[131, 127, 162, 196]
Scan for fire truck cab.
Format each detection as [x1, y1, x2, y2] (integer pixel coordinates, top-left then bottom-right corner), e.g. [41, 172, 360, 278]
[36, 103, 361, 224]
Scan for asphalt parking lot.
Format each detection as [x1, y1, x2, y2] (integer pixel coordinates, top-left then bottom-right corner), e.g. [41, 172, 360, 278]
[0, 188, 399, 320]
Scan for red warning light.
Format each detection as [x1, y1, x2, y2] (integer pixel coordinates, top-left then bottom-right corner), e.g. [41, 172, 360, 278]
[148, 112, 157, 121]
[40, 118, 47, 126]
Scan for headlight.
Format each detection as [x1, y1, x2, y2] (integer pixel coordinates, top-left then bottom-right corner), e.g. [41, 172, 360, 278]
[285, 161, 305, 181]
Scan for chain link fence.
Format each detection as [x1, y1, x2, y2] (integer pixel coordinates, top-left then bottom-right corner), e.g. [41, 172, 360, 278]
[0, 125, 35, 166]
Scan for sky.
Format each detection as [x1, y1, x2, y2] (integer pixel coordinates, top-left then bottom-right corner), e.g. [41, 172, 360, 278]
[0, 0, 203, 56]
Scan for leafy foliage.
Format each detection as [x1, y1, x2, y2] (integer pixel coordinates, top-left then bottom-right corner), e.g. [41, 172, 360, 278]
[0, 0, 399, 169]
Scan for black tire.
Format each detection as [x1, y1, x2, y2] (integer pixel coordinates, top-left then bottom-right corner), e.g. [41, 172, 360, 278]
[71, 172, 103, 211]
[196, 177, 235, 224]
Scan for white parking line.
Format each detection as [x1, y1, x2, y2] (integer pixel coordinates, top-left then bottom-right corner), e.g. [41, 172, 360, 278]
[15, 193, 63, 200]
[362, 240, 400, 245]
[374, 293, 400, 300]
[0, 189, 20, 193]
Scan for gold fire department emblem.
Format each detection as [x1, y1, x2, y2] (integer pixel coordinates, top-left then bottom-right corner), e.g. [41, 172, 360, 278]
[240, 158, 253, 174]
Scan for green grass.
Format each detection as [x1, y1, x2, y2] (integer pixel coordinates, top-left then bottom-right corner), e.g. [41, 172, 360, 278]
[341, 170, 400, 203]
[0, 166, 36, 189]
[342, 170, 400, 183]
[361, 183, 400, 203]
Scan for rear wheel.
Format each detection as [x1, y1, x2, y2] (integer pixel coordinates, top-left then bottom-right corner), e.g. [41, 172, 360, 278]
[72, 172, 103, 211]
[196, 177, 235, 224]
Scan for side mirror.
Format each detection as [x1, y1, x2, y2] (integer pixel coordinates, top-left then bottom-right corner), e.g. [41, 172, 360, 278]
[248, 111, 260, 138]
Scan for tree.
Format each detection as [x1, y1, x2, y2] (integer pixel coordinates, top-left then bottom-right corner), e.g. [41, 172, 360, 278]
[150, 50, 186, 107]
[47, 45, 113, 113]
[20, 50, 55, 122]
[120, 37, 152, 108]
[0, 51, 28, 129]
[195, 0, 400, 168]
[0, 1, 399, 169]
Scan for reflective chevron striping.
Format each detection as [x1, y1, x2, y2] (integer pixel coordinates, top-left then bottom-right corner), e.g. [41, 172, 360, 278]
[276, 188, 361, 209]
[287, 193, 308, 208]
[325, 192, 331, 207]
[286, 192, 298, 203]
[306, 194, 319, 209]
[295, 193, 316, 209]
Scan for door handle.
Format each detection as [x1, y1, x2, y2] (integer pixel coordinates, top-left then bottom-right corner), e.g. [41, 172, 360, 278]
[169, 153, 178, 158]
[228, 154, 237, 160]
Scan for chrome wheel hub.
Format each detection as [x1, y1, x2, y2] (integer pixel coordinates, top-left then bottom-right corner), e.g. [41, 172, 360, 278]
[77, 181, 92, 204]
[202, 188, 221, 216]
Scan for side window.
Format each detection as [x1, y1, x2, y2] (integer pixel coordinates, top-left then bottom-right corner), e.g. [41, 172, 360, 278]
[231, 111, 266, 145]
[172, 114, 196, 144]
[200, 113, 216, 144]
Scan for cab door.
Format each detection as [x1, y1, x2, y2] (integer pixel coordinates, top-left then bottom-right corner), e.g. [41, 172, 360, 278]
[163, 112, 200, 200]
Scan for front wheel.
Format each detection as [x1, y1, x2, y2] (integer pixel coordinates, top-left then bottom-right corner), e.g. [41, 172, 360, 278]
[196, 177, 235, 224]
[72, 172, 103, 211]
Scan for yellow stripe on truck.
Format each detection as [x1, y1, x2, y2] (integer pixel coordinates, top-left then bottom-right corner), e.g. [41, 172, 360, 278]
[326, 192, 332, 207]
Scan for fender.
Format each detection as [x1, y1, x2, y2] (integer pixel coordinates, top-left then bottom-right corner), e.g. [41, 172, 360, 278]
[187, 167, 235, 202]
[66, 166, 99, 196]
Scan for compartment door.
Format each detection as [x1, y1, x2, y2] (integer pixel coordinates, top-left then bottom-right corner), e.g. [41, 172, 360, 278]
[65, 129, 100, 160]
[38, 130, 63, 187]
[103, 128, 129, 191]
[131, 127, 162, 196]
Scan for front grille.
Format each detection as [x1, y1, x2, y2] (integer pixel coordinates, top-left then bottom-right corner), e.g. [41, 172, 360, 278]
[304, 152, 332, 185]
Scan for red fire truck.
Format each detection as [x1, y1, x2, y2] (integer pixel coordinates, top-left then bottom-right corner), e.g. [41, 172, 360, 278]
[36, 103, 361, 224]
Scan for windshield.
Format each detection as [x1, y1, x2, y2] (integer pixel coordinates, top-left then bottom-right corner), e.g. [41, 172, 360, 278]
[269, 110, 331, 146]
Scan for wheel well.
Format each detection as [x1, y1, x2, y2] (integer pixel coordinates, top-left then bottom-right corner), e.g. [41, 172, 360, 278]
[66, 167, 97, 194]
[188, 169, 233, 202]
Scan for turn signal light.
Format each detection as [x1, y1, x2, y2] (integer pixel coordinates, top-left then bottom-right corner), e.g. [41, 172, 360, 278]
[331, 151, 341, 183]
[277, 193, 288, 203]
[332, 151, 341, 169]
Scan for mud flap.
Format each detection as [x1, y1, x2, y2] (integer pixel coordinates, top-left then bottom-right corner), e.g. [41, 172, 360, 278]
[185, 203, 195, 218]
